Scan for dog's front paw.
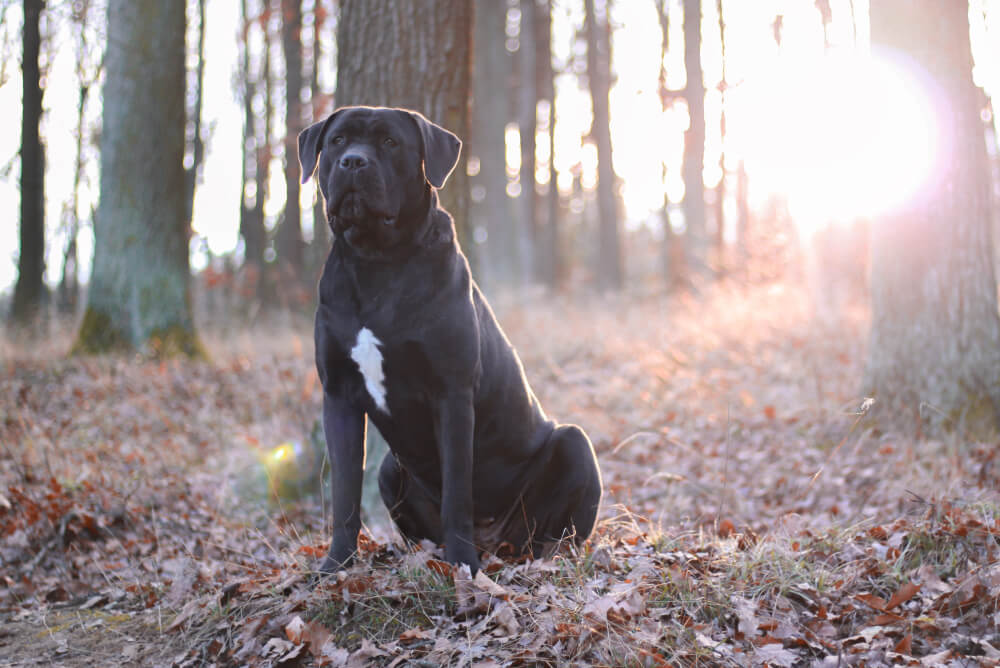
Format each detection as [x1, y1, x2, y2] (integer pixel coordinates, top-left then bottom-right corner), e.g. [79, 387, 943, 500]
[445, 541, 480, 574]
[315, 538, 356, 577]
[317, 552, 353, 575]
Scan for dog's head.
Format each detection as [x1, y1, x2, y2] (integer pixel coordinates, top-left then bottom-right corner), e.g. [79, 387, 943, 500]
[298, 106, 461, 257]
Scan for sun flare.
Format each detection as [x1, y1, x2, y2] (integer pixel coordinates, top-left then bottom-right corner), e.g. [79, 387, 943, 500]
[744, 50, 940, 232]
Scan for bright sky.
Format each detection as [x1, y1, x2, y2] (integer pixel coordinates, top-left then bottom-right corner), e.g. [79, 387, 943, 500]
[1, 0, 999, 294]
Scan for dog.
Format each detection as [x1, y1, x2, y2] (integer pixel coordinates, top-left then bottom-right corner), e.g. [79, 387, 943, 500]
[298, 106, 602, 574]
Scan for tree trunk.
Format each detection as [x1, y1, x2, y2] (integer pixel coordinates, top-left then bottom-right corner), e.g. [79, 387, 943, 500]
[12, 0, 46, 324]
[74, 0, 202, 357]
[184, 0, 206, 228]
[239, 0, 268, 283]
[682, 0, 706, 279]
[584, 0, 622, 290]
[539, 0, 561, 288]
[335, 0, 474, 529]
[864, 1, 1000, 436]
[309, 0, 332, 267]
[471, 0, 512, 289]
[336, 0, 473, 266]
[517, 0, 537, 285]
[714, 0, 726, 273]
[278, 0, 305, 276]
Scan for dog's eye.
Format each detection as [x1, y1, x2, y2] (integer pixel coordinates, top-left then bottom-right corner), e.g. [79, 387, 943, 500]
[332, 136, 345, 145]
[383, 137, 397, 148]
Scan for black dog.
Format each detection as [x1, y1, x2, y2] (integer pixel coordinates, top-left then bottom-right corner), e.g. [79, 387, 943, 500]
[298, 106, 602, 574]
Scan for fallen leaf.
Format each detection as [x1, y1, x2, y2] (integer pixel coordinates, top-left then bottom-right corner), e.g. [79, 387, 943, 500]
[752, 644, 798, 667]
[886, 582, 920, 610]
[399, 627, 434, 644]
[284, 615, 306, 644]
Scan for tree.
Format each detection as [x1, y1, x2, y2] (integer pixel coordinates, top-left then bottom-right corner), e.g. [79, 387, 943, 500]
[470, 0, 513, 288]
[183, 0, 207, 229]
[681, 0, 706, 276]
[336, 0, 473, 258]
[237, 0, 273, 304]
[864, 1, 1000, 435]
[584, 0, 622, 290]
[12, 0, 46, 323]
[277, 0, 305, 277]
[517, 0, 538, 284]
[537, 0, 562, 288]
[333, 0, 474, 527]
[74, 0, 202, 356]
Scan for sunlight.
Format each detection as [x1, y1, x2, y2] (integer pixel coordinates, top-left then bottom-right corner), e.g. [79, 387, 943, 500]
[743, 50, 940, 233]
[270, 444, 292, 463]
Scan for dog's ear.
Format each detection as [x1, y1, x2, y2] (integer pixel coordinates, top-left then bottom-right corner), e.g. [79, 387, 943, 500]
[298, 111, 339, 184]
[407, 111, 462, 189]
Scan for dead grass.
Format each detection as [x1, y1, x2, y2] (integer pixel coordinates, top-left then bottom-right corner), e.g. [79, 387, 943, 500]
[3, 280, 999, 665]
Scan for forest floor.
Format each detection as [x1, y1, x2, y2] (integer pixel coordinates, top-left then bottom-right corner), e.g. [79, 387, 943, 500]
[2, 281, 999, 667]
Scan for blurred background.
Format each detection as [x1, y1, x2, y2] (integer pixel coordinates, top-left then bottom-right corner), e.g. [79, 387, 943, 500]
[2, 0, 1000, 424]
[2, 0, 996, 319]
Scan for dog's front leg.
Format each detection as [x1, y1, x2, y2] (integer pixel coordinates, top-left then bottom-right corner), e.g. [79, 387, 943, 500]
[435, 389, 479, 572]
[319, 390, 366, 574]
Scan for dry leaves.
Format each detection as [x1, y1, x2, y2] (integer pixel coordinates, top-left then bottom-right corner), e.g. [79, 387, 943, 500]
[3, 284, 1000, 665]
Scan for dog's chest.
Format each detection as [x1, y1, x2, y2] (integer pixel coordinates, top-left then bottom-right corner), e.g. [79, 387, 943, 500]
[349, 327, 389, 413]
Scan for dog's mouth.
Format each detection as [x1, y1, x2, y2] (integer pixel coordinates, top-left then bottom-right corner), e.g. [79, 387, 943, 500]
[331, 191, 396, 227]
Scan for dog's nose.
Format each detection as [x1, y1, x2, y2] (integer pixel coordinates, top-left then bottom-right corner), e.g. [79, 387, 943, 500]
[339, 153, 369, 170]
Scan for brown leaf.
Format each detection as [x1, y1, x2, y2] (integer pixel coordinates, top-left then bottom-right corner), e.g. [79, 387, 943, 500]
[886, 582, 920, 610]
[854, 593, 887, 611]
[399, 627, 434, 644]
[284, 615, 306, 644]
[454, 565, 489, 618]
[426, 558, 454, 576]
[894, 633, 912, 655]
[473, 570, 510, 598]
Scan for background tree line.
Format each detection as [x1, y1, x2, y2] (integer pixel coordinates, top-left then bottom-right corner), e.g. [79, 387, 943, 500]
[5, 0, 1000, 435]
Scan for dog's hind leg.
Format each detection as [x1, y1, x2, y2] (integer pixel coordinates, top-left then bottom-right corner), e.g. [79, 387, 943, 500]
[524, 424, 603, 555]
[377, 452, 443, 546]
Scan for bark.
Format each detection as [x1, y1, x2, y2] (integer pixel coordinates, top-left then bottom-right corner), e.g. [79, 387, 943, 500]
[864, 1, 1000, 436]
[278, 0, 304, 275]
[539, 0, 562, 288]
[184, 0, 207, 228]
[471, 0, 512, 288]
[682, 0, 707, 275]
[584, 0, 622, 290]
[655, 0, 677, 287]
[238, 0, 267, 273]
[12, 0, 46, 323]
[714, 0, 726, 272]
[336, 0, 474, 266]
[335, 0, 474, 526]
[309, 0, 332, 263]
[74, 0, 202, 357]
[517, 0, 537, 284]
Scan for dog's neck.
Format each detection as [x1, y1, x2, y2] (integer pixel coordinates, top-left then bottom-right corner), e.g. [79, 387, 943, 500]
[333, 186, 454, 265]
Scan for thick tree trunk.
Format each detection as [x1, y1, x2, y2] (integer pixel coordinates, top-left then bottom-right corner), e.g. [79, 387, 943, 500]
[278, 0, 304, 275]
[336, 0, 473, 264]
[12, 0, 46, 323]
[74, 0, 201, 357]
[682, 0, 707, 277]
[335, 0, 474, 527]
[584, 0, 622, 290]
[471, 0, 512, 288]
[865, 1, 1000, 435]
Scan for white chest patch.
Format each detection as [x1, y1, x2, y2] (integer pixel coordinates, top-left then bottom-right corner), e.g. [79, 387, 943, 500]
[350, 327, 389, 413]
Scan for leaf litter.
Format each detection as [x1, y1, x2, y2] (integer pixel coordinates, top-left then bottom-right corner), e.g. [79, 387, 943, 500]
[2, 282, 999, 666]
